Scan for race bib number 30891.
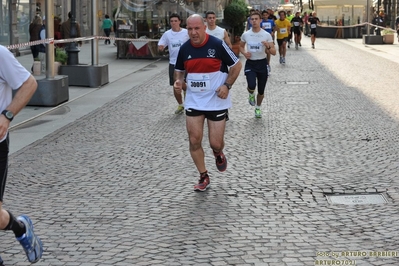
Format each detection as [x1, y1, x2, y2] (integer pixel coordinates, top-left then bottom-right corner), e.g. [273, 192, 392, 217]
[187, 74, 211, 92]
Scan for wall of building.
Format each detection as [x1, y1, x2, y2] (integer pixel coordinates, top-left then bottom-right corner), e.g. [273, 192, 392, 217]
[0, 0, 232, 52]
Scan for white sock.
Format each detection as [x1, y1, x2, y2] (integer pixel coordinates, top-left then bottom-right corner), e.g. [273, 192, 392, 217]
[256, 105, 261, 109]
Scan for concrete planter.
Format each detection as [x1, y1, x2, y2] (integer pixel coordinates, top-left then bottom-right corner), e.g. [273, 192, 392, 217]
[53, 61, 62, 74]
[32, 61, 41, 76]
[382, 34, 394, 44]
[363, 35, 383, 45]
[28, 76, 69, 107]
[59, 64, 109, 87]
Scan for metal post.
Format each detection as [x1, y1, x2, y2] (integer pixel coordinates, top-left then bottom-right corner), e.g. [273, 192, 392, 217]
[367, 0, 370, 35]
[66, 0, 80, 65]
[92, 0, 99, 65]
[46, 0, 55, 78]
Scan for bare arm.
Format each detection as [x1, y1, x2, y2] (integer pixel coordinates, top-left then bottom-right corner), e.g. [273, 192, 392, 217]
[0, 75, 37, 139]
[216, 61, 242, 99]
[265, 41, 276, 56]
[225, 61, 242, 86]
[239, 41, 250, 59]
[223, 30, 232, 49]
[158, 45, 165, 52]
[173, 70, 186, 95]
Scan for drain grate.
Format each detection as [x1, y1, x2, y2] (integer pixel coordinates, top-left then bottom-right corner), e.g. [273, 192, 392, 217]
[326, 193, 387, 205]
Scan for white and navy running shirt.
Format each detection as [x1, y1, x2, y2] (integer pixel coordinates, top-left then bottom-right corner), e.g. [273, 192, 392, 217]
[241, 29, 273, 60]
[206, 26, 225, 40]
[0, 45, 30, 142]
[175, 34, 239, 111]
[158, 28, 189, 65]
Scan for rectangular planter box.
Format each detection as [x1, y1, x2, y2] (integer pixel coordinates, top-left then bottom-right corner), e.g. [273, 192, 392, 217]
[59, 64, 109, 87]
[382, 34, 394, 44]
[29, 76, 69, 107]
[363, 35, 383, 45]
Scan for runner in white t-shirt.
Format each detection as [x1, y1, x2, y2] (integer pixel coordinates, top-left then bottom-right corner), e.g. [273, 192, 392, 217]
[0, 45, 43, 265]
[205, 10, 232, 49]
[240, 11, 276, 118]
[158, 13, 189, 114]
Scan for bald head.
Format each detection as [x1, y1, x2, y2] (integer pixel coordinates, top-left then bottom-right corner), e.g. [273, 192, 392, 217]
[186, 14, 207, 45]
[187, 14, 205, 25]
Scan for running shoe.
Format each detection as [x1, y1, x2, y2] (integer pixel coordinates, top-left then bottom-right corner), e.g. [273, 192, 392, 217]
[213, 150, 227, 172]
[279, 57, 283, 64]
[248, 93, 256, 106]
[16, 215, 43, 263]
[282, 57, 286, 64]
[175, 105, 184, 114]
[312, 44, 315, 49]
[255, 108, 262, 118]
[299, 42, 302, 47]
[194, 173, 210, 191]
[0, 255, 4, 266]
[287, 43, 290, 48]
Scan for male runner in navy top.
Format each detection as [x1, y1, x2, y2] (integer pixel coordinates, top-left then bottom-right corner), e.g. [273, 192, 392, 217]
[174, 14, 242, 191]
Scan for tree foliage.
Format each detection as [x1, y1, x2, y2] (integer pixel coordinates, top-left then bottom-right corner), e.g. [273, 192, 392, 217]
[224, 0, 248, 36]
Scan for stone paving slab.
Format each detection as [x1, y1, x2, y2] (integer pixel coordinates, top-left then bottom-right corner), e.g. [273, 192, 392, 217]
[1, 38, 399, 265]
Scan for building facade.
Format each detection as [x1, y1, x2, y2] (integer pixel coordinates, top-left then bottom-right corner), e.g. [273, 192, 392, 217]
[1, 0, 232, 55]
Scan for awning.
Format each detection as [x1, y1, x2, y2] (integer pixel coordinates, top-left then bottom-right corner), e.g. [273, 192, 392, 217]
[314, 0, 370, 5]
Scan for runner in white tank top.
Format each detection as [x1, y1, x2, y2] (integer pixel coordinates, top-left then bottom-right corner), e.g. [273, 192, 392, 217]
[205, 11, 232, 48]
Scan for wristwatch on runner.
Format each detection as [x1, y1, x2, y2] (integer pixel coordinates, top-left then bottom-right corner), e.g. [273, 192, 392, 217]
[223, 83, 232, 90]
[1, 110, 13, 121]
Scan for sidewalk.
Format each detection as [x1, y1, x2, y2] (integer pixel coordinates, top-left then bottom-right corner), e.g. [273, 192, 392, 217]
[11, 42, 169, 154]
[2, 37, 399, 266]
[344, 37, 399, 64]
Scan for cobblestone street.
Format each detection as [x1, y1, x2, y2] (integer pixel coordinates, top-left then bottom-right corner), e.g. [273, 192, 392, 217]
[1, 38, 399, 265]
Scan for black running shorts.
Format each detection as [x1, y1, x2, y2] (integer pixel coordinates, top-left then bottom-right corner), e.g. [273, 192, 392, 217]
[185, 109, 228, 121]
[311, 29, 317, 37]
[0, 135, 9, 202]
[168, 64, 175, 86]
[277, 38, 288, 46]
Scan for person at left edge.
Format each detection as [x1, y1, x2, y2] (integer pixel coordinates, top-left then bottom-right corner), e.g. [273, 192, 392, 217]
[173, 14, 242, 192]
[0, 45, 43, 264]
[158, 13, 189, 114]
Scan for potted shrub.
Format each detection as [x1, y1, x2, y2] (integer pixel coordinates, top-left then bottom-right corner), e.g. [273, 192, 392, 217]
[381, 28, 394, 44]
[224, 0, 247, 56]
[232, 35, 241, 56]
[55, 48, 68, 64]
[54, 48, 68, 74]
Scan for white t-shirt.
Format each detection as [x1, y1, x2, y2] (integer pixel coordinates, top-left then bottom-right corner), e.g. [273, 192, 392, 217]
[241, 29, 273, 60]
[0, 45, 30, 141]
[206, 26, 225, 41]
[158, 28, 189, 65]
